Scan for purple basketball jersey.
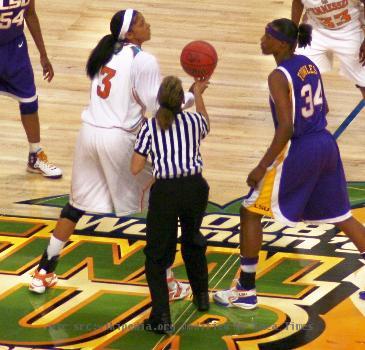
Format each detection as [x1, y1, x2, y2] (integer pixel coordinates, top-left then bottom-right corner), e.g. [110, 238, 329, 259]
[261, 55, 350, 224]
[270, 54, 328, 138]
[0, 0, 30, 46]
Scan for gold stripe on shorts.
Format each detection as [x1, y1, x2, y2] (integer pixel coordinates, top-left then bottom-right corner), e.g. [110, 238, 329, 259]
[245, 145, 288, 217]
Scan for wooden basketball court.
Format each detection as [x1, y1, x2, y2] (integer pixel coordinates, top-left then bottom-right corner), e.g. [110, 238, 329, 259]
[1, 0, 365, 349]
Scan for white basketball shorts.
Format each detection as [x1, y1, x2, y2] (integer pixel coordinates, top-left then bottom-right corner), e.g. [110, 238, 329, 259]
[70, 123, 153, 216]
[296, 25, 365, 87]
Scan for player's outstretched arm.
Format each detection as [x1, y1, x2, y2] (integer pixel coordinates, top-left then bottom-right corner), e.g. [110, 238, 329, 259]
[291, 0, 304, 26]
[360, 1, 365, 65]
[193, 79, 210, 130]
[24, 0, 54, 82]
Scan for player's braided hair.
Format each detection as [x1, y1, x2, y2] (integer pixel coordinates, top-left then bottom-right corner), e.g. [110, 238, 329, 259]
[156, 76, 184, 130]
[86, 10, 138, 79]
[271, 18, 312, 49]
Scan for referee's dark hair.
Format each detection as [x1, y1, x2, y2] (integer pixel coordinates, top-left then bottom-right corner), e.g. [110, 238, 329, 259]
[156, 76, 184, 130]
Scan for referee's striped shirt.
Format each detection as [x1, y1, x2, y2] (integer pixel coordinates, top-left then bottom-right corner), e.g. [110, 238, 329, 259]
[134, 111, 209, 179]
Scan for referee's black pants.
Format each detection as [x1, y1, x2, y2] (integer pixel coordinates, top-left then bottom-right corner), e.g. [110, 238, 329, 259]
[144, 173, 209, 318]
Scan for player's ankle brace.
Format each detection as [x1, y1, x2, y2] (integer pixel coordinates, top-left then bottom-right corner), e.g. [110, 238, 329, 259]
[38, 251, 59, 273]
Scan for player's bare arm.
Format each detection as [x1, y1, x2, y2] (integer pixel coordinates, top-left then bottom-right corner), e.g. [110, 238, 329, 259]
[291, 0, 304, 26]
[24, 0, 54, 81]
[246, 70, 293, 188]
[360, 0, 365, 65]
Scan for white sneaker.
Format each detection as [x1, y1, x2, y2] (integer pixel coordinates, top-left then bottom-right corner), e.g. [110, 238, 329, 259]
[27, 149, 62, 179]
[213, 281, 257, 309]
[168, 278, 191, 301]
[29, 270, 58, 294]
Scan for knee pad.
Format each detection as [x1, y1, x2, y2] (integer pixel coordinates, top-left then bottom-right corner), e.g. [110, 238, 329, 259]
[60, 203, 85, 223]
[20, 98, 38, 115]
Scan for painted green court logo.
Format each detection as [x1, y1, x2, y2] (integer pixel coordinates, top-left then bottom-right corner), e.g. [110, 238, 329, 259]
[1, 182, 365, 349]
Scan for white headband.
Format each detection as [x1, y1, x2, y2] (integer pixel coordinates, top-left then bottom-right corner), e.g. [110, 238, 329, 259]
[118, 9, 135, 40]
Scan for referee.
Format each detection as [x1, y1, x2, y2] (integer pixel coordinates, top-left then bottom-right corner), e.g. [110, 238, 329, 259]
[131, 76, 210, 333]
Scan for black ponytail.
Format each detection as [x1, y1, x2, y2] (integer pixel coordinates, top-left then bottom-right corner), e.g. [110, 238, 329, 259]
[271, 18, 312, 49]
[86, 34, 116, 79]
[297, 23, 312, 48]
[86, 10, 135, 79]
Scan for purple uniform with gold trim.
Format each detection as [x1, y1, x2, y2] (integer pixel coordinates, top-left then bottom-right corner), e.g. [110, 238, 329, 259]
[0, 0, 37, 104]
[243, 54, 351, 226]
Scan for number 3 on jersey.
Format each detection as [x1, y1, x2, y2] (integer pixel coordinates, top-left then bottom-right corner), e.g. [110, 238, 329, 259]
[97, 66, 116, 99]
[301, 81, 323, 118]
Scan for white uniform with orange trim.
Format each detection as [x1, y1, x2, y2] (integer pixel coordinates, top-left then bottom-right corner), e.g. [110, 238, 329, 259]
[71, 44, 194, 216]
[296, 0, 365, 87]
[71, 44, 156, 215]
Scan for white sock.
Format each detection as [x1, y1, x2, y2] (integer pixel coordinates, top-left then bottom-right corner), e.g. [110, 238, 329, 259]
[46, 235, 66, 260]
[29, 143, 41, 153]
[166, 267, 174, 280]
[166, 268, 176, 289]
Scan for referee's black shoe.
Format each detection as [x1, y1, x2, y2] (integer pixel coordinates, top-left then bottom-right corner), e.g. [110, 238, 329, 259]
[143, 313, 174, 334]
[193, 291, 210, 311]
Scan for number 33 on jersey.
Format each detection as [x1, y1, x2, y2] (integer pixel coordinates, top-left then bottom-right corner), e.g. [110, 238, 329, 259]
[302, 0, 363, 30]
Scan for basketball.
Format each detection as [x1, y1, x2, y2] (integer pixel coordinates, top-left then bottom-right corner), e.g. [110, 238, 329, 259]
[180, 41, 218, 78]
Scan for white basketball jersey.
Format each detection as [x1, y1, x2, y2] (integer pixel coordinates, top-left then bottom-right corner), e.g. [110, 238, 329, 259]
[302, 0, 364, 30]
[82, 44, 161, 131]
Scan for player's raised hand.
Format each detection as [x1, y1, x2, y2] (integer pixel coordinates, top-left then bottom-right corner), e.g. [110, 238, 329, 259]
[359, 38, 365, 66]
[41, 55, 54, 82]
